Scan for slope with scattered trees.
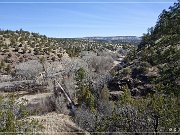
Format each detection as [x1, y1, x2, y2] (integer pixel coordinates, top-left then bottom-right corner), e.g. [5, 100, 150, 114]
[0, 1, 179, 134]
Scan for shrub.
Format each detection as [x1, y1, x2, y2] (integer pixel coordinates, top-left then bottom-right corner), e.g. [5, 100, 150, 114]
[39, 56, 45, 64]
[19, 57, 23, 63]
[57, 54, 62, 58]
[51, 56, 56, 61]
[5, 64, 12, 74]
[74, 106, 97, 132]
[15, 60, 43, 80]
[121, 67, 131, 76]
[7, 53, 12, 58]
[0, 94, 44, 133]
[0, 60, 5, 68]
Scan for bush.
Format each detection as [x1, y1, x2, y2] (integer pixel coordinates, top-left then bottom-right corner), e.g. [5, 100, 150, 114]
[121, 67, 131, 76]
[0, 60, 5, 69]
[51, 56, 56, 61]
[57, 54, 62, 58]
[96, 91, 180, 133]
[7, 53, 12, 58]
[39, 56, 45, 64]
[74, 106, 96, 132]
[15, 60, 43, 80]
[0, 94, 43, 133]
[5, 64, 12, 74]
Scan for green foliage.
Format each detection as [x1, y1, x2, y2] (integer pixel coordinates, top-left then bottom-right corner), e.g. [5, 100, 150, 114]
[130, 0, 180, 95]
[7, 53, 12, 58]
[0, 60, 5, 70]
[5, 64, 11, 74]
[51, 56, 56, 61]
[0, 94, 44, 133]
[144, 94, 179, 132]
[75, 67, 86, 83]
[155, 61, 180, 95]
[139, 1, 180, 49]
[76, 84, 95, 112]
[121, 67, 132, 76]
[57, 53, 62, 58]
[119, 85, 133, 105]
[66, 46, 81, 57]
[75, 68, 95, 111]
[22, 45, 28, 53]
[34, 48, 40, 55]
[96, 92, 179, 133]
[100, 85, 110, 101]
[124, 47, 137, 63]
[39, 56, 45, 64]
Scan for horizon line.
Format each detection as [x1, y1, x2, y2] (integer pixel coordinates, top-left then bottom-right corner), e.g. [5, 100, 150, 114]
[0, 28, 143, 38]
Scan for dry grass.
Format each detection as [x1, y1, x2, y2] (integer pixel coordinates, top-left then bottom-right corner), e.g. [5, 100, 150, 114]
[28, 112, 89, 135]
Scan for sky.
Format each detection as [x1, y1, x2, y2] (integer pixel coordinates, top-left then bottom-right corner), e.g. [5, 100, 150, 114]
[0, 0, 177, 38]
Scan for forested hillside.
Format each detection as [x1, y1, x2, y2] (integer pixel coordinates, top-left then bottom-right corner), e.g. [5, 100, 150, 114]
[102, 1, 180, 133]
[117, 0, 180, 96]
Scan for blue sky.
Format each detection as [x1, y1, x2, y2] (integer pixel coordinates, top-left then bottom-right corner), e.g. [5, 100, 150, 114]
[0, 0, 176, 37]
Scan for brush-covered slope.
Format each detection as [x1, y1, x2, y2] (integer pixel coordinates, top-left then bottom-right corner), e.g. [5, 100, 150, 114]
[0, 30, 65, 74]
[109, 1, 180, 96]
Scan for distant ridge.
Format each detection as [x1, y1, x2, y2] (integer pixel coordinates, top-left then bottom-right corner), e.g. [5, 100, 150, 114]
[83, 36, 142, 44]
[83, 36, 141, 40]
